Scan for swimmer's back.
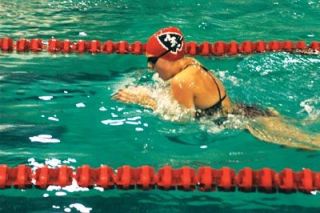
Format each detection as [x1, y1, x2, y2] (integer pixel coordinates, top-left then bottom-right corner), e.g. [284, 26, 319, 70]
[171, 60, 232, 112]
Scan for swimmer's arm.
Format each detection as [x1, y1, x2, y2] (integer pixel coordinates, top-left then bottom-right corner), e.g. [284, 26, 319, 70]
[136, 94, 157, 110]
[171, 79, 196, 114]
[113, 87, 157, 110]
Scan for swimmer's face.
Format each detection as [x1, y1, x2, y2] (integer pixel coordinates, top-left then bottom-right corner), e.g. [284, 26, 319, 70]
[146, 56, 156, 69]
[146, 54, 161, 72]
[146, 49, 171, 70]
[146, 57, 172, 80]
[147, 56, 159, 69]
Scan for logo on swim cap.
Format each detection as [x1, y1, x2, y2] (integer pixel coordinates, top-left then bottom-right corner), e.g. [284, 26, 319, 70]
[157, 33, 184, 54]
[146, 27, 185, 61]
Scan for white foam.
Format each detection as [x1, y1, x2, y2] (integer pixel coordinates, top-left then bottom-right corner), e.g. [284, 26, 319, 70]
[55, 191, 67, 196]
[62, 179, 89, 193]
[39, 96, 53, 101]
[47, 186, 62, 191]
[0, 124, 14, 131]
[79, 32, 87, 37]
[149, 74, 194, 121]
[29, 134, 60, 143]
[200, 145, 208, 149]
[27, 158, 79, 192]
[52, 205, 60, 209]
[28, 158, 45, 170]
[101, 119, 125, 126]
[111, 113, 118, 118]
[45, 158, 62, 168]
[135, 127, 144, 132]
[261, 69, 272, 76]
[217, 71, 240, 85]
[69, 203, 92, 213]
[76, 102, 86, 108]
[48, 117, 59, 122]
[94, 187, 104, 192]
[46, 180, 90, 194]
[64, 207, 71, 212]
[311, 190, 318, 195]
[125, 121, 141, 125]
[299, 97, 320, 120]
[229, 152, 244, 156]
[117, 107, 124, 112]
[127, 116, 141, 121]
[30, 157, 74, 172]
[99, 106, 107, 111]
[62, 158, 77, 164]
[308, 58, 320, 63]
[43, 193, 49, 197]
[113, 75, 135, 92]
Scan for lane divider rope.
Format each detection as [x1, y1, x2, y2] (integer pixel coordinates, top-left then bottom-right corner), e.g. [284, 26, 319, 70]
[0, 164, 319, 193]
[0, 37, 319, 55]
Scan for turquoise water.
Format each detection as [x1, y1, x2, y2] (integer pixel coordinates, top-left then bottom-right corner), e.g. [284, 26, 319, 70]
[1, 0, 320, 212]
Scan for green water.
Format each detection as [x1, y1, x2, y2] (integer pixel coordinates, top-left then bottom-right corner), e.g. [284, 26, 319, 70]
[1, 0, 320, 212]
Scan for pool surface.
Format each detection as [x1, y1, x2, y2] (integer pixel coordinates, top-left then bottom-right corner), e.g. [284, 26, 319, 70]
[0, 0, 320, 212]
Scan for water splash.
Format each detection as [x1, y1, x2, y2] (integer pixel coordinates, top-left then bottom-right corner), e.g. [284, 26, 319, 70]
[299, 97, 320, 120]
[29, 134, 60, 143]
[149, 74, 195, 122]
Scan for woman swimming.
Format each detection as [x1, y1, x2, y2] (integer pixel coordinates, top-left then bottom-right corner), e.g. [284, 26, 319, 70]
[113, 27, 320, 150]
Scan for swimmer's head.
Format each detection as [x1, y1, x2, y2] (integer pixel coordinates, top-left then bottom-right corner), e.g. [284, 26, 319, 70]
[146, 27, 185, 65]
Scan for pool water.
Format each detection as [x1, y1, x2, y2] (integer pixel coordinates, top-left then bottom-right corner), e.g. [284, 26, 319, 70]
[0, 0, 320, 212]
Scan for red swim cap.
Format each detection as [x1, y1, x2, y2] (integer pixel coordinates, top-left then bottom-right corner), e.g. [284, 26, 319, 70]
[146, 27, 185, 61]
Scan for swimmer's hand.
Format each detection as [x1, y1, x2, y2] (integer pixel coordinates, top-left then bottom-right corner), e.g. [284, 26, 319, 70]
[112, 86, 157, 110]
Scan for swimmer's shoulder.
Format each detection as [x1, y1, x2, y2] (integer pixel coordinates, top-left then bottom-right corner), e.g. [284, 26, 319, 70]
[172, 65, 198, 84]
[171, 58, 204, 86]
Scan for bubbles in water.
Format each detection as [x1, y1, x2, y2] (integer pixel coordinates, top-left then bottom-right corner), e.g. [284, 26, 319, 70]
[55, 191, 67, 196]
[135, 127, 144, 132]
[29, 134, 60, 143]
[76, 102, 86, 108]
[311, 190, 318, 195]
[101, 119, 125, 126]
[39, 96, 53, 101]
[198, 21, 208, 30]
[64, 207, 71, 212]
[69, 203, 92, 213]
[48, 116, 59, 122]
[299, 97, 320, 120]
[99, 106, 107, 111]
[78, 32, 87, 37]
[217, 70, 240, 86]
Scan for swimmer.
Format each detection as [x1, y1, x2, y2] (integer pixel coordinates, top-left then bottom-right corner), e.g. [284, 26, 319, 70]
[113, 27, 320, 150]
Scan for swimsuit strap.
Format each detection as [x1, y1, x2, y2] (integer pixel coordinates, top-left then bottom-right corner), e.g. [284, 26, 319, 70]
[182, 62, 226, 102]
